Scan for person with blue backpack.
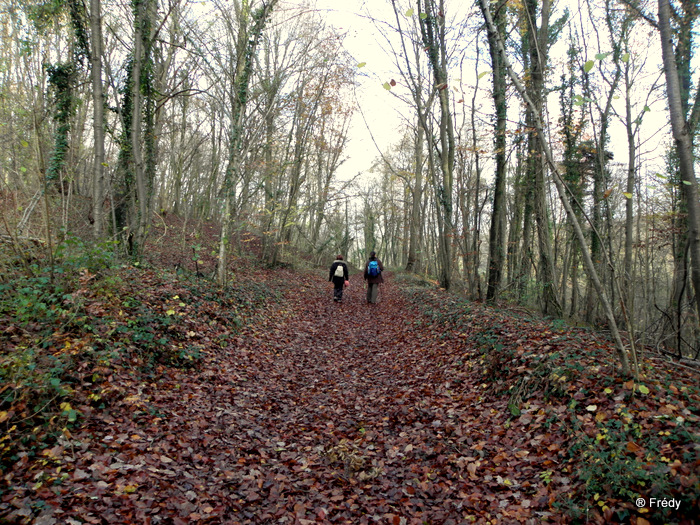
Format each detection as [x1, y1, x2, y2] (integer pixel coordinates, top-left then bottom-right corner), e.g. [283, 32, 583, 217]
[363, 251, 384, 304]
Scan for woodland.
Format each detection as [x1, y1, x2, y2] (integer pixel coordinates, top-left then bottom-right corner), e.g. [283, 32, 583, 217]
[0, 0, 699, 523]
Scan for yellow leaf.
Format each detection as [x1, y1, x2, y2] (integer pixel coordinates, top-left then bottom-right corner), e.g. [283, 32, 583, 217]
[638, 384, 650, 395]
[60, 402, 72, 412]
[603, 388, 612, 394]
[357, 62, 367, 68]
[0, 411, 8, 424]
[166, 309, 176, 316]
[586, 405, 597, 412]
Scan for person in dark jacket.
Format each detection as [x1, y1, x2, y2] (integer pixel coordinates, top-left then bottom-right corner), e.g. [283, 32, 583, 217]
[329, 255, 349, 302]
[363, 251, 384, 304]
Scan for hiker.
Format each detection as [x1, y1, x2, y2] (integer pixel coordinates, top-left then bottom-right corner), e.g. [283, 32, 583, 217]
[364, 251, 384, 304]
[329, 255, 349, 302]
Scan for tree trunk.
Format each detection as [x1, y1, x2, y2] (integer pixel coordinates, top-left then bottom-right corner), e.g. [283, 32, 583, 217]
[658, 0, 700, 339]
[525, 0, 561, 316]
[129, 0, 150, 257]
[480, 0, 507, 302]
[623, 62, 635, 312]
[406, 123, 423, 272]
[419, 0, 455, 290]
[90, 0, 105, 238]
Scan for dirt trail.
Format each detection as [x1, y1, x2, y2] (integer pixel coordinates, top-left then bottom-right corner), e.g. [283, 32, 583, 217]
[33, 271, 549, 524]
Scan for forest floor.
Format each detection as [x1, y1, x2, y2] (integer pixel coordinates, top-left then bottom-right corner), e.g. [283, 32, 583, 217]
[1, 219, 698, 524]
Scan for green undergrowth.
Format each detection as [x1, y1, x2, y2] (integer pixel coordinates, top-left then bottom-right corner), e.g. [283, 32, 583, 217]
[0, 241, 282, 474]
[400, 283, 699, 523]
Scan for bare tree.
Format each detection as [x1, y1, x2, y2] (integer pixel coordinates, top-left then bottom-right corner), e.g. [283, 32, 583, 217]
[657, 0, 700, 338]
[90, 0, 105, 237]
[478, 0, 507, 302]
[217, 0, 278, 285]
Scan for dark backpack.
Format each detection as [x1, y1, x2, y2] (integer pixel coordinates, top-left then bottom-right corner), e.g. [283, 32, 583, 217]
[368, 260, 381, 277]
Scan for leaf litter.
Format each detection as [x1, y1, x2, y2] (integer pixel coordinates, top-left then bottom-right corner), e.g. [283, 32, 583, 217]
[1, 238, 698, 523]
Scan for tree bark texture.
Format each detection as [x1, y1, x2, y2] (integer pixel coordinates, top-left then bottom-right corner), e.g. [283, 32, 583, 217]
[90, 0, 105, 238]
[524, 0, 562, 316]
[480, 0, 507, 303]
[419, 0, 455, 291]
[658, 0, 700, 335]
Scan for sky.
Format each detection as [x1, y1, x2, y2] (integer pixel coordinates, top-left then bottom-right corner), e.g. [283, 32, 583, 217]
[304, 0, 411, 183]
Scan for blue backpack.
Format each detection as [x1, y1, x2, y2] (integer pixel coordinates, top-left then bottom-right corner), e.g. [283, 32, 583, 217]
[368, 260, 381, 277]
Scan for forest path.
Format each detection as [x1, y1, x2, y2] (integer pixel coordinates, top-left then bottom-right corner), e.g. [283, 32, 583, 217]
[41, 270, 554, 524]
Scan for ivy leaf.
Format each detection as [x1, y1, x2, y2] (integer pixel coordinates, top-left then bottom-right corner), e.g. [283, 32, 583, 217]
[584, 60, 595, 73]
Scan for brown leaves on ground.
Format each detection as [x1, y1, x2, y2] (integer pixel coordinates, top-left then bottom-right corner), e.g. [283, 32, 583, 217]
[1, 261, 698, 524]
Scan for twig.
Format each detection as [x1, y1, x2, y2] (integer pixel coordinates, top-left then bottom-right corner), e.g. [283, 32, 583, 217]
[155, 212, 168, 244]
